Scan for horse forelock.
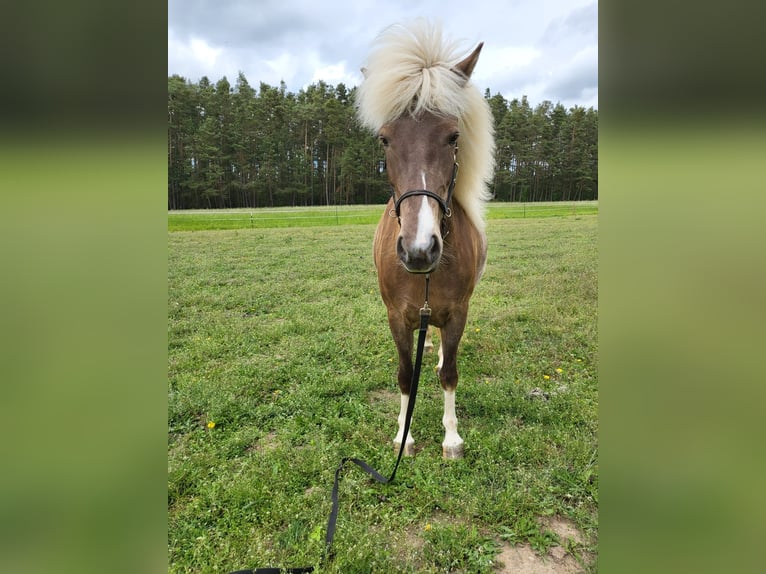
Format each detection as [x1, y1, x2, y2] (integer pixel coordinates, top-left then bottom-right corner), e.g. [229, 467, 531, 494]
[356, 19, 495, 233]
[356, 20, 465, 132]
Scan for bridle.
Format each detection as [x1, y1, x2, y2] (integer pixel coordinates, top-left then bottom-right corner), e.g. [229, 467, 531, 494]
[388, 148, 459, 237]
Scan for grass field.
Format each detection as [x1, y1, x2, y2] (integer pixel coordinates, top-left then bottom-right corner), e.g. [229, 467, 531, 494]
[168, 201, 598, 231]
[168, 213, 598, 572]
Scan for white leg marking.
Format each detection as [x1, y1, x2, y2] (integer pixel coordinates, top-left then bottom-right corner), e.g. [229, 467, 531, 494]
[437, 339, 444, 371]
[442, 389, 464, 458]
[424, 326, 434, 351]
[394, 393, 415, 454]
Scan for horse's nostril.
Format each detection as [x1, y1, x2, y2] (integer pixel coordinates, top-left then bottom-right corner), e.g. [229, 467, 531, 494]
[396, 235, 406, 260]
[429, 234, 440, 257]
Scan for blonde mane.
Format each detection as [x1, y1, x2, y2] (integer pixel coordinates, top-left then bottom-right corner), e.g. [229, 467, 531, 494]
[356, 20, 495, 232]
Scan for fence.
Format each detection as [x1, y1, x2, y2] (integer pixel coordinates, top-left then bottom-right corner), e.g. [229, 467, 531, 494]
[168, 201, 598, 231]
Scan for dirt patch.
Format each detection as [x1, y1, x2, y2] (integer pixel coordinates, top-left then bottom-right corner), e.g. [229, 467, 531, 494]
[495, 543, 582, 574]
[368, 388, 399, 407]
[303, 485, 322, 498]
[539, 516, 585, 545]
[378, 513, 592, 573]
[495, 516, 591, 574]
[367, 522, 426, 570]
[246, 431, 279, 454]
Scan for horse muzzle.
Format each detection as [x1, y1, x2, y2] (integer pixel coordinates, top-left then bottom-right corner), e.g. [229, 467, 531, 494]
[396, 232, 442, 273]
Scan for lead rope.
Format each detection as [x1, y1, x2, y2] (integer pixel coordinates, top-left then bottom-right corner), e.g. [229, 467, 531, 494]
[230, 276, 432, 574]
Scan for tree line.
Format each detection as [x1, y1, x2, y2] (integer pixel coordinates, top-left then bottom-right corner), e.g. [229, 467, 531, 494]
[168, 73, 597, 210]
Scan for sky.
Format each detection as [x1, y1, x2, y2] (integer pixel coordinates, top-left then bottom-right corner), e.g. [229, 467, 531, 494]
[168, 0, 597, 110]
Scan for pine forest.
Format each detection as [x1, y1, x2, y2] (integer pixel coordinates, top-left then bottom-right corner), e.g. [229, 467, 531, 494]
[168, 73, 598, 210]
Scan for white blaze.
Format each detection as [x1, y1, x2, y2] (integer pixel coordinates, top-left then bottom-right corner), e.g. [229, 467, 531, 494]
[414, 195, 437, 251]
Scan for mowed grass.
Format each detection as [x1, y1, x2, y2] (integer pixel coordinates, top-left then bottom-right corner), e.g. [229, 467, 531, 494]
[168, 214, 598, 573]
[168, 201, 598, 231]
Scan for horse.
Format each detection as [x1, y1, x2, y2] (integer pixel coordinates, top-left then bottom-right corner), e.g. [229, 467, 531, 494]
[356, 21, 495, 459]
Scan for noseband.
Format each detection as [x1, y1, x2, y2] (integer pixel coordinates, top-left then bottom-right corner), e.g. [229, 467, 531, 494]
[389, 158, 459, 236]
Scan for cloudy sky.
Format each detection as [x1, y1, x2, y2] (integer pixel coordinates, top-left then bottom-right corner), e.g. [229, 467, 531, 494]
[168, 0, 597, 110]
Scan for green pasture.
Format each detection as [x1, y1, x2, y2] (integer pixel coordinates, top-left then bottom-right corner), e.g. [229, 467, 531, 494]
[168, 201, 598, 231]
[168, 214, 598, 572]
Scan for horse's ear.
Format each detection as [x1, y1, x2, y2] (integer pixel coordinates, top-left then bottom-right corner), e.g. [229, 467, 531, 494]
[453, 42, 484, 85]
[361, 67, 369, 79]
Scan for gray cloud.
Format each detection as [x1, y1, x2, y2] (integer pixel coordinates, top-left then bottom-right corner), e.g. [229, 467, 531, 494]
[168, 0, 598, 109]
[546, 49, 598, 103]
[541, 1, 598, 45]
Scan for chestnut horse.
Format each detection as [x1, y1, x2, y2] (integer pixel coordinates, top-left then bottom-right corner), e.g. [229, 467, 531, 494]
[356, 21, 495, 459]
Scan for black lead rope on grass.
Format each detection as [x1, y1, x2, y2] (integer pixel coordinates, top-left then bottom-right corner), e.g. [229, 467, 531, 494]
[229, 279, 432, 574]
[324, 305, 430, 559]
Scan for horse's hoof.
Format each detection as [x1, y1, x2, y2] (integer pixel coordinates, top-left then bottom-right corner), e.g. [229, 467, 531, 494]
[394, 441, 415, 457]
[442, 443, 464, 459]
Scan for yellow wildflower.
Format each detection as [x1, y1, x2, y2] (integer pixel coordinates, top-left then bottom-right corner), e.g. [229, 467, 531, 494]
[424, 523, 432, 531]
[543, 375, 550, 380]
[555, 368, 563, 374]
[206, 421, 215, 429]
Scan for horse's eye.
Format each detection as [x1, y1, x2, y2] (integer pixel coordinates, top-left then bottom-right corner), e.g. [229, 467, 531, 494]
[448, 132, 460, 146]
[379, 136, 389, 147]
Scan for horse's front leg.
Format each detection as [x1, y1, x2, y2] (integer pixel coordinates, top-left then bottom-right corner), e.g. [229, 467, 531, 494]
[424, 325, 434, 352]
[437, 311, 468, 459]
[389, 314, 416, 456]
